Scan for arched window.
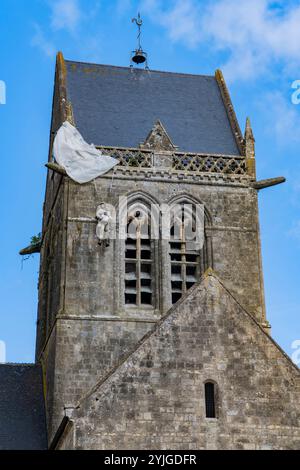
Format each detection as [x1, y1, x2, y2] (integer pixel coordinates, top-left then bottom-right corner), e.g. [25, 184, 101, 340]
[169, 200, 208, 304]
[205, 382, 216, 418]
[125, 204, 153, 307]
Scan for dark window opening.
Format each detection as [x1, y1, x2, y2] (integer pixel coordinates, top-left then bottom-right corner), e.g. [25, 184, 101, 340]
[205, 382, 216, 418]
[125, 293, 136, 304]
[125, 263, 136, 274]
[172, 292, 182, 304]
[169, 203, 201, 304]
[125, 279, 136, 288]
[141, 292, 152, 304]
[125, 208, 153, 307]
[125, 249, 137, 259]
[141, 250, 151, 260]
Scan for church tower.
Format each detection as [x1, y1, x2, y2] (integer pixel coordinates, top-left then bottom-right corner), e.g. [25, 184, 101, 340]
[35, 52, 300, 450]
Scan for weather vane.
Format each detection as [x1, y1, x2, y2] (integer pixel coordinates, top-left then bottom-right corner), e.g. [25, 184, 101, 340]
[130, 12, 149, 69]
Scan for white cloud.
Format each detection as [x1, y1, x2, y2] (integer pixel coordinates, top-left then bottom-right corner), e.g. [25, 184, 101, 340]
[31, 23, 56, 57]
[50, 0, 81, 33]
[203, 0, 300, 81]
[260, 91, 300, 144]
[141, 0, 202, 48]
[153, 0, 201, 48]
[32, 0, 84, 57]
[141, 0, 300, 81]
[32, 0, 103, 58]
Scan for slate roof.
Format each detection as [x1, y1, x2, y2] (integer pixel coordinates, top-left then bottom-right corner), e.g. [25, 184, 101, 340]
[0, 364, 47, 449]
[65, 61, 241, 155]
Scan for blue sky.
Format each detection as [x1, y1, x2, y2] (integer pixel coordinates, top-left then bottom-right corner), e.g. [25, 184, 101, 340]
[0, 0, 300, 363]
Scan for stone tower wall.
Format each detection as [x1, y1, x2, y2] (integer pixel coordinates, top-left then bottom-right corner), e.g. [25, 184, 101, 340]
[66, 274, 300, 450]
[37, 164, 266, 442]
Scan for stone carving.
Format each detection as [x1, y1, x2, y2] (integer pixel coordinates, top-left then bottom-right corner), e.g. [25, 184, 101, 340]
[96, 203, 112, 247]
[139, 120, 177, 151]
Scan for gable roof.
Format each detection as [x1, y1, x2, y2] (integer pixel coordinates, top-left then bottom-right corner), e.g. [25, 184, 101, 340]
[0, 364, 47, 450]
[70, 271, 300, 449]
[64, 60, 242, 155]
[78, 270, 299, 408]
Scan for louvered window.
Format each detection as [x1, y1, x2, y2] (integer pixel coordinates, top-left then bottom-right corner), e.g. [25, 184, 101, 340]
[170, 204, 200, 304]
[125, 209, 153, 306]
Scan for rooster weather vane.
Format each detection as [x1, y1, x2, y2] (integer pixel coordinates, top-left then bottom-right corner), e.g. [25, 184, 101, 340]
[131, 13, 149, 69]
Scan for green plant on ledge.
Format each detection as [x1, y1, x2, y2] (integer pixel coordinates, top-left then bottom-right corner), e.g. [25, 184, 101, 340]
[19, 232, 42, 256]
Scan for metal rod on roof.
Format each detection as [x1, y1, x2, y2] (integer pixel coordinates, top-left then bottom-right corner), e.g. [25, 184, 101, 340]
[132, 12, 143, 50]
[131, 13, 148, 68]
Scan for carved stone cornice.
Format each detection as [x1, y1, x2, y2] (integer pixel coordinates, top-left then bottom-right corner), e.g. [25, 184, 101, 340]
[100, 166, 253, 187]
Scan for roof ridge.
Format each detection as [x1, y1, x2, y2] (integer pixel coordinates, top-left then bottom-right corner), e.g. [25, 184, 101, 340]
[215, 69, 244, 155]
[65, 59, 215, 79]
[0, 362, 39, 367]
[211, 271, 300, 374]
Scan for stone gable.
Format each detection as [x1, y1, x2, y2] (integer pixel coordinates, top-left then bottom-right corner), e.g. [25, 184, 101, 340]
[64, 272, 300, 450]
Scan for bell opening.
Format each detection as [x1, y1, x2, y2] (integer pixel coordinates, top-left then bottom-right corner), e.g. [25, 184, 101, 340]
[132, 49, 147, 64]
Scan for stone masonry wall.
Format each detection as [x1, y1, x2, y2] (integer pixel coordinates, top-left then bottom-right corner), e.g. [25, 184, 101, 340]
[45, 318, 155, 441]
[69, 274, 300, 450]
[65, 175, 265, 321]
[40, 170, 267, 444]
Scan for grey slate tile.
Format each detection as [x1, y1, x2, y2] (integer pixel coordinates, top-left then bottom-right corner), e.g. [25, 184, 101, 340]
[65, 62, 240, 155]
[0, 364, 47, 450]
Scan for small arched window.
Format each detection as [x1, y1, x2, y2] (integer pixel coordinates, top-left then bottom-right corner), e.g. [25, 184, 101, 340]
[125, 204, 153, 307]
[205, 381, 216, 418]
